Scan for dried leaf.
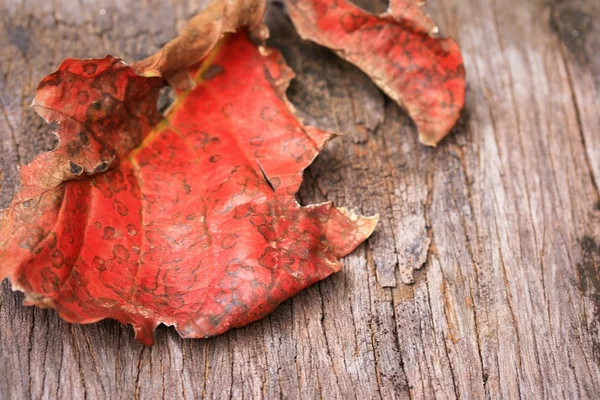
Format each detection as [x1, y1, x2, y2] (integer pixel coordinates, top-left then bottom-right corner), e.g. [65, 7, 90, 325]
[286, 0, 466, 145]
[0, 33, 377, 344]
[133, 0, 268, 90]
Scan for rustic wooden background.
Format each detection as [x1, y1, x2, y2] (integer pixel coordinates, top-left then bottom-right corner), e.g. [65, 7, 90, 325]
[1, 0, 599, 398]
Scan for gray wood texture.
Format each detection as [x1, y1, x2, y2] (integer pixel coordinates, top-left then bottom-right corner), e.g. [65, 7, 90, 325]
[1, 0, 599, 398]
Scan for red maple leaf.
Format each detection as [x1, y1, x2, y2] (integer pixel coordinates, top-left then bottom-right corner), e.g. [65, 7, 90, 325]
[286, 0, 466, 145]
[0, 33, 377, 344]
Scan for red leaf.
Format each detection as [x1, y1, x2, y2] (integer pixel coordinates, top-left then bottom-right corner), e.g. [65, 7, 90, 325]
[0, 33, 377, 344]
[286, 0, 466, 146]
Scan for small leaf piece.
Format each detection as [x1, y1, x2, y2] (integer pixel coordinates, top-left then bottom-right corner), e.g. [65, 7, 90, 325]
[0, 33, 377, 344]
[286, 0, 466, 145]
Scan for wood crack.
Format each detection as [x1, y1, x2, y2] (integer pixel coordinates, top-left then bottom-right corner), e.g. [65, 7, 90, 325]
[316, 284, 343, 396]
[388, 292, 412, 400]
[558, 44, 600, 198]
[133, 346, 145, 400]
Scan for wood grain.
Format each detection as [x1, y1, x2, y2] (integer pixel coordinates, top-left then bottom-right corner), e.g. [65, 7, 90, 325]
[1, 0, 599, 398]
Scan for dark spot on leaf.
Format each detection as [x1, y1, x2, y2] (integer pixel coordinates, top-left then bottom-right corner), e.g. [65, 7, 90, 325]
[103, 226, 116, 240]
[201, 64, 224, 80]
[169, 297, 185, 309]
[113, 199, 129, 216]
[258, 247, 295, 270]
[127, 224, 138, 236]
[249, 137, 263, 147]
[233, 204, 251, 219]
[51, 249, 64, 269]
[77, 90, 89, 105]
[227, 258, 243, 268]
[222, 234, 239, 249]
[67, 142, 82, 157]
[78, 131, 90, 145]
[209, 314, 224, 327]
[113, 244, 130, 260]
[65, 256, 77, 268]
[250, 215, 266, 226]
[91, 71, 118, 95]
[47, 232, 57, 249]
[260, 106, 278, 121]
[86, 93, 120, 125]
[93, 256, 106, 271]
[83, 63, 98, 75]
[41, 268, 59, 293]
[254, 148, 269, 158]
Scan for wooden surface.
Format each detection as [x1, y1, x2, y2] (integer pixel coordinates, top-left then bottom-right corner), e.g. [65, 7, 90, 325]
[1, 0, 599, 398]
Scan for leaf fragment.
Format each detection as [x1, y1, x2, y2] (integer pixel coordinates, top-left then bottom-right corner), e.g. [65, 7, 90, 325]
[285, 0, 466, 145]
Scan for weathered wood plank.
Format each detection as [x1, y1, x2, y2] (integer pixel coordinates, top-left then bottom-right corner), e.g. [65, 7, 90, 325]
[0, 0, 599, 399]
